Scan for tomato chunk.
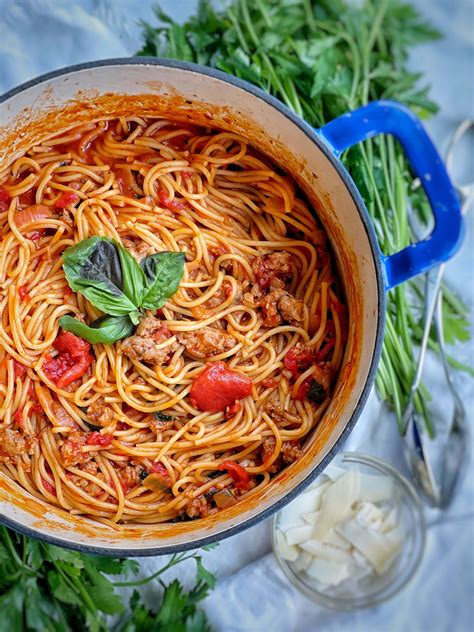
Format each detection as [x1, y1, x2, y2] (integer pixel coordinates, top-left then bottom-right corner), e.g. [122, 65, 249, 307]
[190, 362, 253, 412]
[13, 408, 24, 429]
[284, 347, 315, 378]
[43, 331, 93, 389]
[54, 331, 90, 357]
[225, 401, 242, 419]
[261, 377, 277, 388]
[218, 460, 250, 491]
[284, 343, 334, 380]
[0, 187, 10, 211]
[115, 168, 135, 198]
[41, 477, 56, 495]
[149, 462, 169, 477]
[54, 191, 79, 208]
[86, 432, 113, 447]
[294, 376, 312, 401]
[13, 360, 27, 379]
[28, 230, 45, 241]
[158, 188, 187, 211]
[18, 286, 30, 302]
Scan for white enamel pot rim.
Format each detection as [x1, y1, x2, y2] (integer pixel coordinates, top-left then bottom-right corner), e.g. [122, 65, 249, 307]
[0, 58, 461, 555]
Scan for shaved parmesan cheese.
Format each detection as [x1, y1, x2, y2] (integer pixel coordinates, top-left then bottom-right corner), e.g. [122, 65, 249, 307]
[336, 520, 402, 574]
[275, 529, 299, 561]
[323, 529, 352, 550]
[358, 473, 394, 503]
[313, 470, 361, 540]
[302, 511, 320, 526]
[275, 458, 406, 592]
[293, 550, 313, 571]
[285, 525, 314, 546]
[354, 502, 384, 529]
[306, 558, 351, 585]
[324, 463, 348, 481]
[300, 539, 353, 563]
[381, 507, 398, 533]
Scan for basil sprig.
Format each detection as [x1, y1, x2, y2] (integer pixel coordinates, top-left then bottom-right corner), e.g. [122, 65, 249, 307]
[59, 237, 185, 344]
[58, 314, 135, 344]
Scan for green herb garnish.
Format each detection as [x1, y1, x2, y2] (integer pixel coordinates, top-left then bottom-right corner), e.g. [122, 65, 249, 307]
[137, 0, 472, 433]
[153, 411, 175, 422]
[0, 525, 216, 632]
[59, 314, 135, 344]
[59, 237, 185, 344]
[307, 379, 326, 403]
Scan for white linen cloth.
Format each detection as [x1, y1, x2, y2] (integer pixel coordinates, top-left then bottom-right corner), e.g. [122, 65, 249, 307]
[0, 2, 472, 630]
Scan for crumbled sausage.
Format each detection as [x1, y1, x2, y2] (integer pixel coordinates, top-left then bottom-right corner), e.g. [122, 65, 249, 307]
[185, 489, 210, 518]
[0, 428, 37, 467]
[278, 293, 305, 324]
[88, 397, 114, 427]
[177, 326, 236, 358]
[312, 362, 332, 392]
[191, 280, 242, 318]
[122, 236, 154, 262]
[263, 392, 287, 423]
[149, 416, 175, 433]
[59, 432, 90, 467]
[67, 461, 104, 497]
[59, 208, 74, 226]
[260, 436, 281, 474]
[117, 463, 145, 493]
[252, 251, 295, 290]
[135, 316, 166, 338]
[122, 317, 181, 365]
[260, 289, 305, 327]
[281, 440, 303, 464]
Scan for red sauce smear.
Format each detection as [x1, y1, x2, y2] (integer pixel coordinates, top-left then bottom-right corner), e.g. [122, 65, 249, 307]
[158, 188, 187, 212]
[18, 286, 30, 302]
[86, 432, 113, 447]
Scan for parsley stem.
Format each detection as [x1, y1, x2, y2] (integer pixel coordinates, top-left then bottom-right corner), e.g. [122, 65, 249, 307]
[54, 563, 98, 615]
[239, 0, 260, 50]
[113, 552, 198, 587]
[0, 528, 25, 570]
[303, 0, 316, 33]
[255, 0, 271, 27]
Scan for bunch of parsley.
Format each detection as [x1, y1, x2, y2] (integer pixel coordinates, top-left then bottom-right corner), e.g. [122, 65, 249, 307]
[0, 526, 215, 632]
[137, 0, 472, 433]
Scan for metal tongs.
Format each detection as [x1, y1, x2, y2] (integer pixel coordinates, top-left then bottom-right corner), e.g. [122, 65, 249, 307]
[402, 120, 473, 508]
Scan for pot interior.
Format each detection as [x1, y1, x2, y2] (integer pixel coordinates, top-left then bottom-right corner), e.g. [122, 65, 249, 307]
[0, 61, 382, 553]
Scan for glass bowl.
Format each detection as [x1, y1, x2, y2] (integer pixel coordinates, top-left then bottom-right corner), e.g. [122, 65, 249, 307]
[272, 452, 426, 610]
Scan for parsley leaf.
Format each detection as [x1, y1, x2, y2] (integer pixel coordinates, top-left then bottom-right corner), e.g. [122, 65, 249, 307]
[135, 0, 471, 434]
[0, 525, 217, 632]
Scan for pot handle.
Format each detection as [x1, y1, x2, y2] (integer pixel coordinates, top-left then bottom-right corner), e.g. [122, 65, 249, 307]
[318, 100, 463, 289]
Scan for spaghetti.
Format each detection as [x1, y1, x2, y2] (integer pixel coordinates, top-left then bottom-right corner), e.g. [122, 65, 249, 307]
[0, 116, 347, 526]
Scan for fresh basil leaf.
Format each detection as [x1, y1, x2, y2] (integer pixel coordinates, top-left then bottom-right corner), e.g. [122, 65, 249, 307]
[117, 242, 146, 309]
[308, 379, 326, 403]
[140, 251, 185, 310]
[153, 411, 174, 421]
[59, 315, 134, 344]
[62, 237, 143, 316]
